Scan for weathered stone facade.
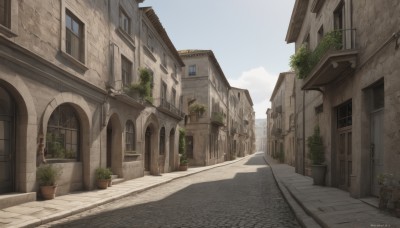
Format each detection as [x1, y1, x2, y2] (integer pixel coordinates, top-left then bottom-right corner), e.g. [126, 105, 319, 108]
[286, 0, 400, 198]
[179, 50, 229, 166]
[179, 50, 255, 166]
[229, 88, 256, 158]
[268, 72, 295, 166]
[0, 0, 184, 206]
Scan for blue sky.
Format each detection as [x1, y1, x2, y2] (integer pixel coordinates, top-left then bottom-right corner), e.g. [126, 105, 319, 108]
[140, 0, 295, 119]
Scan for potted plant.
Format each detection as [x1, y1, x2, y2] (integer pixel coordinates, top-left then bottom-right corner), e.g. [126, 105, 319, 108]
[178, 128, 188, 171]
[307, 125, 326, 185]
[36, 164, 62, 200]
[95, 167, 112, 189]
[188, 103, 206, 121]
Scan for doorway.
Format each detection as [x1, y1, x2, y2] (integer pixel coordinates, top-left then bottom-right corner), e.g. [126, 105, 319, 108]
[169, 128, 175, 171]
[336, 100, 352, 191]
[106, 122, 112, 168]
[145, 127, 151, 172]
[0, 86, 15, 194]
[370, 83, 384, 196]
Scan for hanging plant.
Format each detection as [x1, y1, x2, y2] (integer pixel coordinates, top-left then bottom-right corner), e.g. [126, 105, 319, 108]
[125, 68, 153, 103]
[290, 30, 343, 79]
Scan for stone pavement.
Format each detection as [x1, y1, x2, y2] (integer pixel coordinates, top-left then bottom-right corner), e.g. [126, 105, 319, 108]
[264, 154, 400, 228]
[0, 157, 249, 228]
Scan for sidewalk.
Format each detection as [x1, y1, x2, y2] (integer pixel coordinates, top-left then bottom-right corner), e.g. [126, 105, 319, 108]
[264, 155, 400, 228]
[0, 157, 248, 228]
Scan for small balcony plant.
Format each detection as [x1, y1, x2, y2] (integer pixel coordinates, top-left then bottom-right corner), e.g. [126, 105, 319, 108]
[290, 30, 343, 79]
[125, 68, 153, 104]
[188, 103, 206, 122]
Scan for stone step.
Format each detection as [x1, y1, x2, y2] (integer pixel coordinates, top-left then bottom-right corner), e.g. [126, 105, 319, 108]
[111, 178, 124, 185]
[111, 174, 118, 180]
[0, 192, 36, 209]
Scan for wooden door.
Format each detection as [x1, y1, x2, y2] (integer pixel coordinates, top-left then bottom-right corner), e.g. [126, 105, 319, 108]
[371, 110, 384, 196]
[0, 87, 15, 194]
[338, 129, 352, 191]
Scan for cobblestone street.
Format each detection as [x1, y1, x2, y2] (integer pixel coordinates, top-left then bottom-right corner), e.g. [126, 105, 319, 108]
[40, 153, 300, 228]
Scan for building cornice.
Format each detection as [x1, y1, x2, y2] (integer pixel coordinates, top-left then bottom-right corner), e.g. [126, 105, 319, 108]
[0, 36, 107, 103]
[140, 7, 185, 67]
[179, 49, 231, 88]
[285, 0, 309, 43]
[270, 72, 294, 101]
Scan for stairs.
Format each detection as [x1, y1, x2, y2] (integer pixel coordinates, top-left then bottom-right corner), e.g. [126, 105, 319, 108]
[111, 175, 124, 185]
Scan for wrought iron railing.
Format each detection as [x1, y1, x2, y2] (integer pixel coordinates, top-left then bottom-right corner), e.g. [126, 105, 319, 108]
[160, 98, 185, 118]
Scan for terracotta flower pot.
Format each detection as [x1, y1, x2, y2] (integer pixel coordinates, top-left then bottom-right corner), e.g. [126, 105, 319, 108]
[97, 179, 109, 189]
[40, 185, 57, 200]
[108, 179, 112, 187]
[179, 164, 188, 171]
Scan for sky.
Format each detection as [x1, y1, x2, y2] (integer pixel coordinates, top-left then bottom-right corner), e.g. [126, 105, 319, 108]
[140, 0, 295, 119]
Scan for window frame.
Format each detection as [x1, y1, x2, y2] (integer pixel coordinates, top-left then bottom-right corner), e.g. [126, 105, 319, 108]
[119, 7, 131, 35]
[46, 104, 81, 162]
[121, 55, 133, 87]
[60, 1, 88, 71]
[188, 65, 196, 76]
[125, 120, 136, 153]
[0, 0, 18, 37]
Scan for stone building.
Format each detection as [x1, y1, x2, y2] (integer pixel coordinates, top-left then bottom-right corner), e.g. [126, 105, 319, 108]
[179, 50, 230, 166]
[268, 72, 295, 165]
[265, 108, 273, 156]
[0, 0, 184, 207]
[229, 88, 256, 159]
[286, 0, 400, 198]
[255, 119, 267, 152]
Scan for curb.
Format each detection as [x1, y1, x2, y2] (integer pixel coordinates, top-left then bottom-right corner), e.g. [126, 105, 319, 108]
[263, 156, 321, 228]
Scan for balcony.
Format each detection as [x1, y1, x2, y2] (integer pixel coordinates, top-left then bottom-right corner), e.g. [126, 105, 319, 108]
[107, 81, 146, 109]
[157, 98, 185, 120]
[301, 29, 358, 91]
[271, 126, 282, 137]
[211, 112, 225, 127]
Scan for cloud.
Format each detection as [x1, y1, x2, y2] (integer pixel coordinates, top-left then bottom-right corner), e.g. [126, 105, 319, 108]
[228, 67, 278, 119]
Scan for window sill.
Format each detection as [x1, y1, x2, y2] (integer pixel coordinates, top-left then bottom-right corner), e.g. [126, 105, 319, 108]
[46, 159, 79, 163]
[116, 28, 135, 49]
[160, 64, 168, 74]
[143, 45, 157, 62]
[171, 73, 179, 84]
[60, 50, 89, 72]
[0, 24, 17, 38]
[125, 152, 141, 157]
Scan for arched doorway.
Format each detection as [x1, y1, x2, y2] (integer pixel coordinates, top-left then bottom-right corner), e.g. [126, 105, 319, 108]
[0, 86, 15, 194]
[169, 128, 175, 171]
[144, 127, 152, 172]
[106, 114, 123, 177]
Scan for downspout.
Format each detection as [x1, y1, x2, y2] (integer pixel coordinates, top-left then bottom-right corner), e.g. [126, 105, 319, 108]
[302, 90, 306, 175]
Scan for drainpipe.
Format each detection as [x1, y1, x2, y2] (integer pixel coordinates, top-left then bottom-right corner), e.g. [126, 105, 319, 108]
[302, 90, 306, 175]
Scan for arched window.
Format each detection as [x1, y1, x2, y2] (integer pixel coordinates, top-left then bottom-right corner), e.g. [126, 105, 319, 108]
[46, 104, 80, 160]
[125, 120, 135, 152]
[159, 127, 165, 155]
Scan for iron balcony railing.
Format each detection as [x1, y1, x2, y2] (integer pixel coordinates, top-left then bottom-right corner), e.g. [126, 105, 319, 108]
[159, 98, 185, 118]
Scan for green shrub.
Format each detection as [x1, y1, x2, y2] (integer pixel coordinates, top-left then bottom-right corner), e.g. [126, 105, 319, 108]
[179, 128, 187, 165]
[125, 68, 153, 103]
[189, 103, 206, 116]
[95, 167, 112, 180]
[36, 164, 62, 186]
[290, 30, 343, 79]
[307, 125, 325, 165]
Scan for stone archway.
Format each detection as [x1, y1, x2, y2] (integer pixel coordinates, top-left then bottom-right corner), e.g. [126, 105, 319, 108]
[143, 114, 159, 175]
[42, 92, 92, 191]
[0, 78, 36, 193]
